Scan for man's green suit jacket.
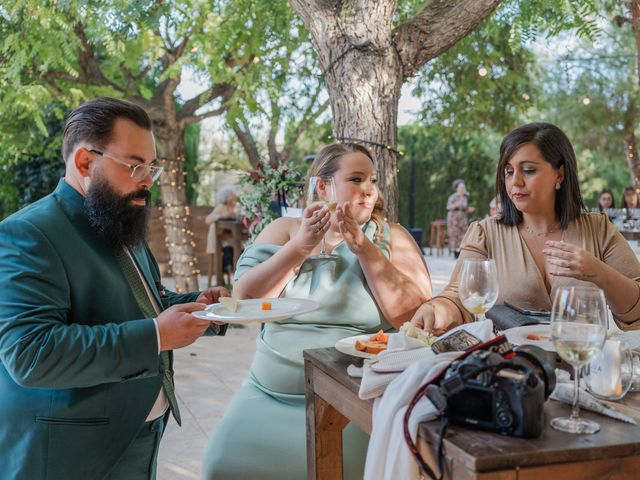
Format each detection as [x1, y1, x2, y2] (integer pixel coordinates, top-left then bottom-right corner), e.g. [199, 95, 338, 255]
[0, 180, 212, 479]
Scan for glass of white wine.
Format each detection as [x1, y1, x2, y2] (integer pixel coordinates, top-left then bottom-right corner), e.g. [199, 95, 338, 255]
[307, 176, 338, 260]
[550, 286, 607, 434]
[458, 259, 499, 321]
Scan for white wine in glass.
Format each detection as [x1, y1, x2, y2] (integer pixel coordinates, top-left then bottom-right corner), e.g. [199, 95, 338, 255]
[550, 286, 607, 434]
[458, 259, 499, 321]
[307, 176, 338, 260]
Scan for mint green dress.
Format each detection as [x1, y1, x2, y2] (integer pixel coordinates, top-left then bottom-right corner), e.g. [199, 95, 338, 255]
[202, 221, 391, 479]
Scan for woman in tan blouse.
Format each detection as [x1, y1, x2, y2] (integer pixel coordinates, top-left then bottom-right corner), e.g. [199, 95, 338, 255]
[412, 122, 640, 333]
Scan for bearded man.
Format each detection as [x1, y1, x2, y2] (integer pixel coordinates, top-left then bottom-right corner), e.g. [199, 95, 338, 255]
[0, 98, 228, 480]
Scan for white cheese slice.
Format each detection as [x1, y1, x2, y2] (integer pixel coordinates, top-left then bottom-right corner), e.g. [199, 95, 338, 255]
[219, 296, 238, 312]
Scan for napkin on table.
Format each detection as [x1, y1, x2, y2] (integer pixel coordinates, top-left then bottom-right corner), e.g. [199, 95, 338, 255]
[362, 320, 495, 480]
[355, 320, 495, 400]
[550, 369, 636, 424]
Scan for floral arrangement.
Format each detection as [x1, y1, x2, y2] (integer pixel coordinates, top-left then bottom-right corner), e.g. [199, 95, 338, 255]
[238, 161, 305, 241]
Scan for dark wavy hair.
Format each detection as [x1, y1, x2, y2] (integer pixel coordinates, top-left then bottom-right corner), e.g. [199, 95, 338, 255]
[496, 122, 586, 229]
[62, 97, 152, 162]
[620, 186, 639, 209]
[597, 188, 615, 212]
[307, 143, 385, 241]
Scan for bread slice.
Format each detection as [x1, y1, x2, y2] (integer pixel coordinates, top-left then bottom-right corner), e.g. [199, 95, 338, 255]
[355, 339, 387, 355]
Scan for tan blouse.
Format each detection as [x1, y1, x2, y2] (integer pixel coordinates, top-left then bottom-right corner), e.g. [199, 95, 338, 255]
[437, 212, 640, 330]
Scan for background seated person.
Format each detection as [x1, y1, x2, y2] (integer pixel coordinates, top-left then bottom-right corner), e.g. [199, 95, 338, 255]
[411, 122, 640, 336]
[205, 186, 239, 285]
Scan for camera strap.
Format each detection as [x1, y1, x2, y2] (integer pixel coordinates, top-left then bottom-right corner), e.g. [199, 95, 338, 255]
[402, 335, 512, 480]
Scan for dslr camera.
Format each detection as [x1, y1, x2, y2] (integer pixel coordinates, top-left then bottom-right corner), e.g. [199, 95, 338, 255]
[428, 345, 556, 438]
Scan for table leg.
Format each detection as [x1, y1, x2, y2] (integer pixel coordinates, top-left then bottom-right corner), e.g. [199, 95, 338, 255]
[306, 393, 350, 480]
[215, 229, 223, 287]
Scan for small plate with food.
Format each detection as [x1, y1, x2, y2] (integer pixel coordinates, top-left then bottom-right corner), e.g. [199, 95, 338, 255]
[504, 325, 555, 351]
[193, 297, 319, 324]
[335, 330, 390, 359]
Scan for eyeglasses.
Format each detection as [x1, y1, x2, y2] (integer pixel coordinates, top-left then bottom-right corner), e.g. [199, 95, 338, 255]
[89, 149, 164, 183]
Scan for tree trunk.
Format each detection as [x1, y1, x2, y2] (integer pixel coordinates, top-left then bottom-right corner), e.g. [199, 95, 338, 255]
[290, 0, 502, 222]
[154, 127, 199, 292]
[625, 133, 640, 187]
[328, 52, 403, 220]
[625, 0, 640, 187]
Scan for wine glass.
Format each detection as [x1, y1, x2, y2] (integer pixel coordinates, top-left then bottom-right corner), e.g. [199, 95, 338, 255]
[458, 259, 499, 321]
[550, 286, 607, 434]
[306, 176, 338, 260]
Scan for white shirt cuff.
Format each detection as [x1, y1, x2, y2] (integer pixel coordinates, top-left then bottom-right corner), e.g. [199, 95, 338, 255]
[152, 317, 161, 353]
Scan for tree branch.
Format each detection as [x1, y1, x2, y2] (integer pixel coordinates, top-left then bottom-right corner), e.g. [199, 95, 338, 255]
[393, 0, 502, 77]
[280, 96, 330, 162]
[232, 121, 262, 168]
[178, 83, 235, 120]
[178, 104, 229, 129]
[267, 98, 281, 164]
[73, 22, 125, 92]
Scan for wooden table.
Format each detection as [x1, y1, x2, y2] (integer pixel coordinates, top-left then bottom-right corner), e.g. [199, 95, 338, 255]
[429, 220, 448, 256]
[304, 347, 640, 480]
[213, 219, 245, 285]
[620, 230, 640, 241]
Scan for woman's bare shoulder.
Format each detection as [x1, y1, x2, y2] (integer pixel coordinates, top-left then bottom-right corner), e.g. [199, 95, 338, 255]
[254, 216, 300, 245]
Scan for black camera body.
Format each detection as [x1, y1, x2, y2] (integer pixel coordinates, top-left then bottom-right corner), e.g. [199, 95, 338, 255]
[437, 345, 555, 438]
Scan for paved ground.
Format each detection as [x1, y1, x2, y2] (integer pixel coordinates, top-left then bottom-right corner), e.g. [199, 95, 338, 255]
[157, 252, 457, 479]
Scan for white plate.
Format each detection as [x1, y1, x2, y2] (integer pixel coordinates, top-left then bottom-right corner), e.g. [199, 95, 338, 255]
[193, 298, 319, 324]
[335, 334, 382, 359]
[505, 325, 555, 352]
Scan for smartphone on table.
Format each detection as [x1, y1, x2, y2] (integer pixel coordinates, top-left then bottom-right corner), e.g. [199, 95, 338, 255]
[504, 301, 551, 318]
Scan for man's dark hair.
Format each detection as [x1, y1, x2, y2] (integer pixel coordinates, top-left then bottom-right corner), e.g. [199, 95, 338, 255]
[496, 122, 586, 229]
[62, 97, 152, 161]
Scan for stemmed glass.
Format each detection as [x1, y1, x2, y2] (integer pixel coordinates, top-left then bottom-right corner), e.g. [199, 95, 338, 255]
[458, 259, 499, 321]
[307, 176, 338, 261]
[550, 286, 607, 434]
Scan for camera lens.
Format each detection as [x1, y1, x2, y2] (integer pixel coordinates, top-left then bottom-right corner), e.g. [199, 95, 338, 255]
[497, 409, 514, 429]
[513, 345, 556, 398]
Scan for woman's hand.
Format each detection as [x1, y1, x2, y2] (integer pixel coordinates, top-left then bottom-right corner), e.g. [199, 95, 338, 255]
[196, 287, 230, 305]
[543, 240, 600, 281]
[409, 303, 448, 336]
[335, 203, 367, 253]
[290, 203, 330, 255]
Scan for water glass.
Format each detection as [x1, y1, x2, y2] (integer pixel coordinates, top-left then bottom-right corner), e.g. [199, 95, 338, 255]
[550, 286, 607, 434]
[458, 259, 499, 322]
[584, 339, 634, 401]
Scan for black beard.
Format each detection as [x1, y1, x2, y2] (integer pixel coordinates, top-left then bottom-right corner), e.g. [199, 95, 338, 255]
[84, 176, 151, 249]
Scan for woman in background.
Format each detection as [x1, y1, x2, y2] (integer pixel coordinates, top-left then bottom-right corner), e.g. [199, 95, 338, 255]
[205, 186, 239, 286]
[202, 142, 432, 480]
[621, 186, 639, 209]
[446, 179, 475, 258]
[411, 123, 640, 335]
[597, 189, 615, 212]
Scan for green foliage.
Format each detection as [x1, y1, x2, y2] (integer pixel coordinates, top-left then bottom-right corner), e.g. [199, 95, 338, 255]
[238, 161, 305, 240]
[0, 104, 66, 218]
[397, 125, 501, 233]
[533, 8, 638, 207]
[184, 123, 201, 205]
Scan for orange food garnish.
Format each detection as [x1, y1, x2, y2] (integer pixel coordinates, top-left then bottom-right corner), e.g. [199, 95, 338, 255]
[354, 330, 389, 355]
[261, 301, 272, 311]
[371, 329, 388, 343]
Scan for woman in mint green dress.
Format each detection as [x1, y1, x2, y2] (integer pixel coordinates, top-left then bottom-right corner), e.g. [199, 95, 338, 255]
[202, 143, 432, 479]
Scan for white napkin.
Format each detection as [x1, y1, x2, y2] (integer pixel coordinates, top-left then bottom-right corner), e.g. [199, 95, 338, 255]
[362, 320, 495, 480]
[356, 320, 495, 400]
[550, 369, 636, 424]
[364, 353, 459, 480]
